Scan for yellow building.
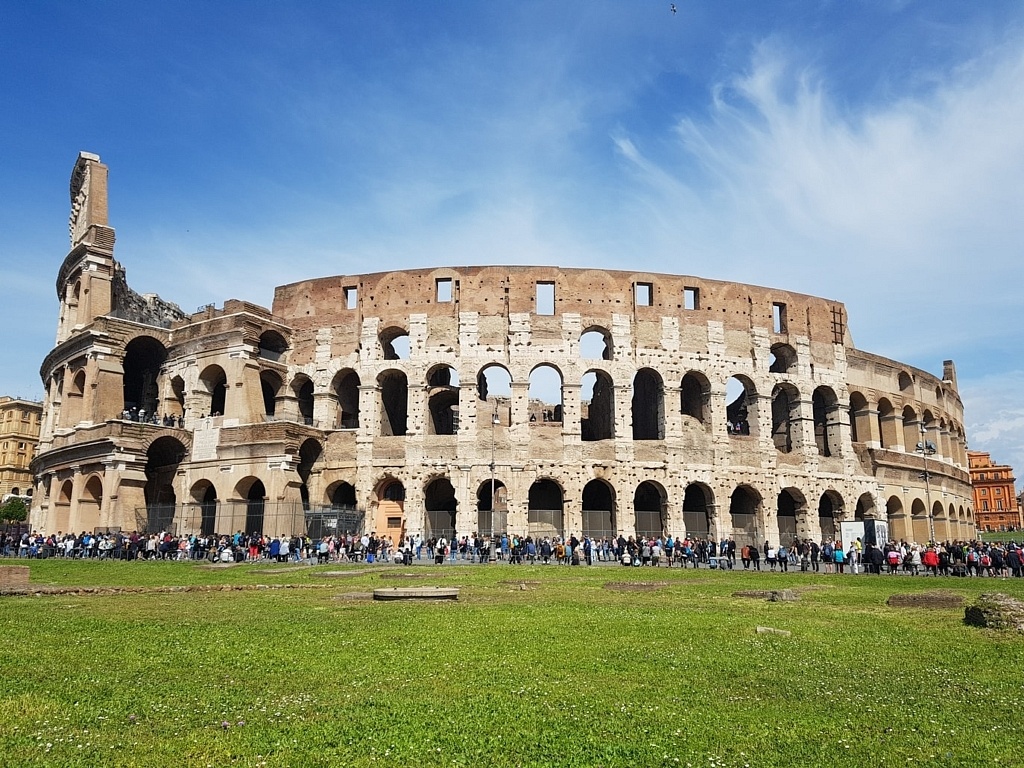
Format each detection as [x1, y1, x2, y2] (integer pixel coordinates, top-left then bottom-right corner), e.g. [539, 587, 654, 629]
[0, 396, 43, 500]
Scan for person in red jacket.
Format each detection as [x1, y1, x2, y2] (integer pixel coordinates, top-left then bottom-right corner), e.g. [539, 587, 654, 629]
[922, 546, 939, 576]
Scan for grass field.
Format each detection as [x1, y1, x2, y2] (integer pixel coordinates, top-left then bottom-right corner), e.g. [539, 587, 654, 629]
[1, 560, 1022, 767]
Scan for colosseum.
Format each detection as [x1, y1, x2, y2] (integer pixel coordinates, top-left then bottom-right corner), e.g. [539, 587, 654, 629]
[30, 152, 976, 546]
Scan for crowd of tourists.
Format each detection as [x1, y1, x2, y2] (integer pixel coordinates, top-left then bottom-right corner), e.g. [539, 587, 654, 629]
[2, 528, 1022, 577]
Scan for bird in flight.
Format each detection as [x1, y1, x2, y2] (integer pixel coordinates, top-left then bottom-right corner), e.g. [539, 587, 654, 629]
[670, 3, 677, 13]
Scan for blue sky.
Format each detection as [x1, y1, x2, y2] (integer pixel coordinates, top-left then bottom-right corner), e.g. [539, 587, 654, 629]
[2, 1, 1023, 477]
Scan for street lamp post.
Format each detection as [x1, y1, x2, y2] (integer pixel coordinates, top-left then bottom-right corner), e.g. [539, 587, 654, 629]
[916, 423, 937, 544]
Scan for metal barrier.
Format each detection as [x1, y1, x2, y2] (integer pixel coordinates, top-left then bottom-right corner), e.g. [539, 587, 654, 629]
[135, 502, 366, 538]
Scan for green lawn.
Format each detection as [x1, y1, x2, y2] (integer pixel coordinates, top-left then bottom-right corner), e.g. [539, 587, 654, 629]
[1, 561, 1022, 767]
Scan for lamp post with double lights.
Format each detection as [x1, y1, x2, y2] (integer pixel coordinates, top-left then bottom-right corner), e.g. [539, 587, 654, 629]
[915, 424, 937, 544]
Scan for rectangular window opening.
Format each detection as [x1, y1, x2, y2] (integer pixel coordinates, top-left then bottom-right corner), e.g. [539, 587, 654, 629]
[436, 278, 452, 303]
[536, 282, 555, 315]
[772, 302, 787, 333]
[343, 286, 358, 310]
[684, 286, 699, 311]
[635, 282, 653, 307]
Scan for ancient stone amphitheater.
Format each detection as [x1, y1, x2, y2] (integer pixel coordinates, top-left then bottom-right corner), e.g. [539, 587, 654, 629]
[30, 153, 975, 545]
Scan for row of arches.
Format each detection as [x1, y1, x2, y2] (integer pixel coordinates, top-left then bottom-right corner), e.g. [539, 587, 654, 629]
[849, 391, 967, 465]
[43, 329, 962, 467]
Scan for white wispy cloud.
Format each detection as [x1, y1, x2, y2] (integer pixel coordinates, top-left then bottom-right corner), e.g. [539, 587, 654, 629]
[615, 36, 1024, 367]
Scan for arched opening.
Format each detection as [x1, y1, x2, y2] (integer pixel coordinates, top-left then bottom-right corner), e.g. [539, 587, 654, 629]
[902, 406, 920, 455]
[886, 496, 906, 542]
[855, 493, 875, 521]
[144, 436, 186, 514]
[910, 498, 929, 544]
[170, 376, 186, 419]
[68, 280, 81, 326]
[580, 327, 613, 360]
[380, 327, 411, 360]
[260, 370, 282, 417]
[812, 387, 839, 457]
[634, 481, 666, 539]
[631, 368, 664, 440]
[477, 364, 512, 427]
[581, 370, 614, 441]
[297, 439, 322, 512]
[80, 475, 103, 532]
[243, 479, 266, 535]
[292, 376, 314, 425]
[199, 365, 227, 417]
[582, 479, 615, 539]
[122, 336, 167, 415]
[258, 330, 288, 362]
[921, 410, 939, 460]
[726, 376, 757, 436]
[424, 477, 457, 540]
[898, 371, 913, 392]
[331, 482, 357, 508]
[848, 391, 869, 443]
[191, 482, 218, 536]
[933, 500, 948, 542]
[332, 369, 360, 429]
[372, 481, 403, 540]
[680, 372, 709, 425]
[777, 488, 805, 543]
[682, 483, 713, 539]
[729, 485, 761, 543]
[818, 491, 842, 540]
[528, 479, 564, 539]
[771, 383, 800, 453]
[476, 480, 507, 537]
[378, 370, 408, 436]
[426, 365, 460, 436]
[877, 398, 897, 449]
[65, 368, 86, 425]
[55, 479, 73, 533]
[768, 343, 797, 374]
[529, 365, 563, 424]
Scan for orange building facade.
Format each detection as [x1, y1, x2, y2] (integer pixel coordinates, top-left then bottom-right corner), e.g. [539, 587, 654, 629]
[967, 450, 1022, 531]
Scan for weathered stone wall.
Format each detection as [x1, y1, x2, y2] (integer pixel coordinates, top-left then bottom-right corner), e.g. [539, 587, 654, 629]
[30, 155, 975, 543]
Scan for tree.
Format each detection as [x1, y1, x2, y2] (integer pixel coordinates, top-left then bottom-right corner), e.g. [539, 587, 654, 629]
[0, 497, 28, 524]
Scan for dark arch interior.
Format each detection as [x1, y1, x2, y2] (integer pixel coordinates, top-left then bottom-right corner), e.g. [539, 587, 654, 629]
[682, 484, 711, 538]
[332, 482, 357, 507]
[424, 478, 457, 538]
[729, 486, 759, 542]
[245, 479, 266, 534]
[144, 436, 185, 507]
[632, 369, 663, 440]
[582, 479, 614, 539]
[123, 336, 167, 414]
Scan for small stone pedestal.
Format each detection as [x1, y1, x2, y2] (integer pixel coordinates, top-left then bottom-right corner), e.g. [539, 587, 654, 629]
[372, 587, 459, 601]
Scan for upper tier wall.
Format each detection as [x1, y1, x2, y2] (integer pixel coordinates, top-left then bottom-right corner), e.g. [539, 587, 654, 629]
[273, 265, 852, 356]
